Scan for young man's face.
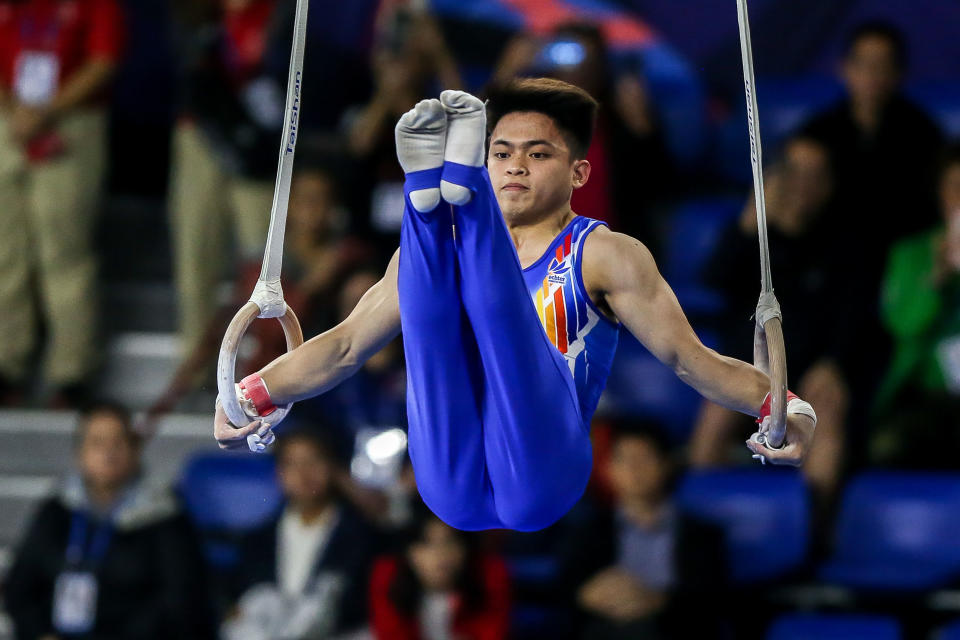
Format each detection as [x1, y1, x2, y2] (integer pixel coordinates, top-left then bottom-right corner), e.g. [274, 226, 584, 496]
[487, 111, 589, 223]
[77, 412, 140, 492]
[842, 35, 901, 109]
[277, 439, 333, 507]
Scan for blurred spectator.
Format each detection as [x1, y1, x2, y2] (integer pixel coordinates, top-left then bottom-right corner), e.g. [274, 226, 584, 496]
[801, 21, 944, 249]
[169, 0, 293, 365]
[344, 4, 461, 253]
[223, 429, 380, 639]
[689, 135, 850, 514]
[560, 421, 725, 640]
[369, 503, 511, 640]
[241, 158, 376, 371]
[798, 22, 945, 418]
[142, 159, 374, 422]
[295, 267, 407, 444]
[489, 22, 673, 255]
[3, 402, 214, 639]
[0, 0, 125, 406]
[871, 143, 960, 467]
[285, 159, 375, 331]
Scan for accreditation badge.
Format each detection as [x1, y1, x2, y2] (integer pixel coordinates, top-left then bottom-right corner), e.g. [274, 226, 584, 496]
[13, 51, 61, 106]
[52, 571, 98, 634]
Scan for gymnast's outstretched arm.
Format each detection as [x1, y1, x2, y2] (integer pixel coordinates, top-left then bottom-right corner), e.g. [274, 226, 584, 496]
[214, 250, 401, 446]
[581, 227, 815, 465]
[266, 248, 402, 403]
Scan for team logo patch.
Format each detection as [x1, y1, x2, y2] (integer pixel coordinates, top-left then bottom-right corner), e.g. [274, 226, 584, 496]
[547, 261, 569, 285]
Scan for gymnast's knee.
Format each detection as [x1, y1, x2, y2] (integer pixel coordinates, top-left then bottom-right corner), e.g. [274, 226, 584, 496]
[494, 472, 590, 532]
[417, 483, 502, 531]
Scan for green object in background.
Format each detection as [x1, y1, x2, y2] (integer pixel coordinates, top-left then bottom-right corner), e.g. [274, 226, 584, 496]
[876, 227, 960, 411]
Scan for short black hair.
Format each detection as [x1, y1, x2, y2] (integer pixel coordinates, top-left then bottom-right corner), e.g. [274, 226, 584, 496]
[75, 400, 139, 449]
[610, 418, 673, 459]
[274, 427, 341, 465]
[844, 20, 907, 69]
[485, 77, 599, 159]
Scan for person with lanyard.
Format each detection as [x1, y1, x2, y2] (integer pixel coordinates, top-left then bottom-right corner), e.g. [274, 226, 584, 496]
[4, 402, 215, 640]
[0, 0, 125, 407]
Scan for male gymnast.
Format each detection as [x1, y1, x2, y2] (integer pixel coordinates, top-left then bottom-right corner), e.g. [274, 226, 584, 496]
[214, 78, 817, 532]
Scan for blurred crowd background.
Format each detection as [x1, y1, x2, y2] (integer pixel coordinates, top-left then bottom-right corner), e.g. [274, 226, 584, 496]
[1, 0, 960, 638]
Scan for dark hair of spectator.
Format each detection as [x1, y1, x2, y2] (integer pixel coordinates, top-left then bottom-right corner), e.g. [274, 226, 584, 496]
[610, 418, 673, 458]
[938, 141, 960, 179]
[294, 149, 347, 198]
[610, 419, 679, 495]
[844, 20, 908, 69]
[486, 77, 599, 159]
[387, 502, 487, 617]
[273, 427, 341, 467]
[75, 401, 140, 449]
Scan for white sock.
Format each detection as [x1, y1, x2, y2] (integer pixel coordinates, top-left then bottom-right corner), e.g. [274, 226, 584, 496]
[395, 99, 446, 213]
[439, 90, 486, 205]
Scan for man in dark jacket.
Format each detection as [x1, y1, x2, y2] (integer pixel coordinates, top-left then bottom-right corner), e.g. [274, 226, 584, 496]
[223, 429, 380, 639]
[559, 421, 726, 640]
[4, 403, 214, 640]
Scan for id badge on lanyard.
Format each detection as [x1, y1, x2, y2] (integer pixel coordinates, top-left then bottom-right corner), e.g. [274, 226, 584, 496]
[52, 511, 113, 634]
[14, 12, 62, 106]
[14, 51, 61, 106]
[53, 571, 98, 633]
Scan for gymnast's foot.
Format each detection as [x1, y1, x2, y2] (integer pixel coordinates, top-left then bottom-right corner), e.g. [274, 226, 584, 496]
[440, 90, 486, 205]
[395, 98, 447, 213]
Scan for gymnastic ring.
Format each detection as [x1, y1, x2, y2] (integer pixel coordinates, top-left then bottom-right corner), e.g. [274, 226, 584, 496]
[216, 300, 304, 428]
[757, 315, 788, 450]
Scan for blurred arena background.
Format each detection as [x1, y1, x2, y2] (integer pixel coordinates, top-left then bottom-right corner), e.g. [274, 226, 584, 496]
[1, 0, 960, 638]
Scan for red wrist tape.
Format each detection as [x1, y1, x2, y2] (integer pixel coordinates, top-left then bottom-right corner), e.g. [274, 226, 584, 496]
[239, 374, 277, 417]
[757, 390, 799, 424]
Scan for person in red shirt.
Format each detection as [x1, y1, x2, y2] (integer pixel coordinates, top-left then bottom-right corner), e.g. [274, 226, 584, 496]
[370, 505, 511, 640]
[0, 0, 124, 405]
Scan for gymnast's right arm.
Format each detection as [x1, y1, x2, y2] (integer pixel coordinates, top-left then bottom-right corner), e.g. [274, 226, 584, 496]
[214, 250, 401, 442]
[267, 248, 401, 403]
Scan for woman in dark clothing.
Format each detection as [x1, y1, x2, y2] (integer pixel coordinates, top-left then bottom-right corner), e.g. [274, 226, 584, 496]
[3, 403, 214, 640]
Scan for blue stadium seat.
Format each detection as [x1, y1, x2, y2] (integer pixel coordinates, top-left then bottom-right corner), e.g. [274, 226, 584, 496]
[676, 469, 808, 584]
[714, 74, 842, 184]
[757, 75, 843, 146]
[767, 613, 900, 640]
[938, 619, 960, 640]
[662, 197, 742, 317]
[908, 81, 960, 138]
[178, 453, 284, 569]
[631, 45, 708, 168]
[603, 333, 704, 443]
[179, 453, 283, 530]
[819, 472, 960, 591]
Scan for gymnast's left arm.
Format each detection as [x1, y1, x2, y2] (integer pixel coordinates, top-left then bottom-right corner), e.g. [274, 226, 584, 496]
[581, 228, 815, 465]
